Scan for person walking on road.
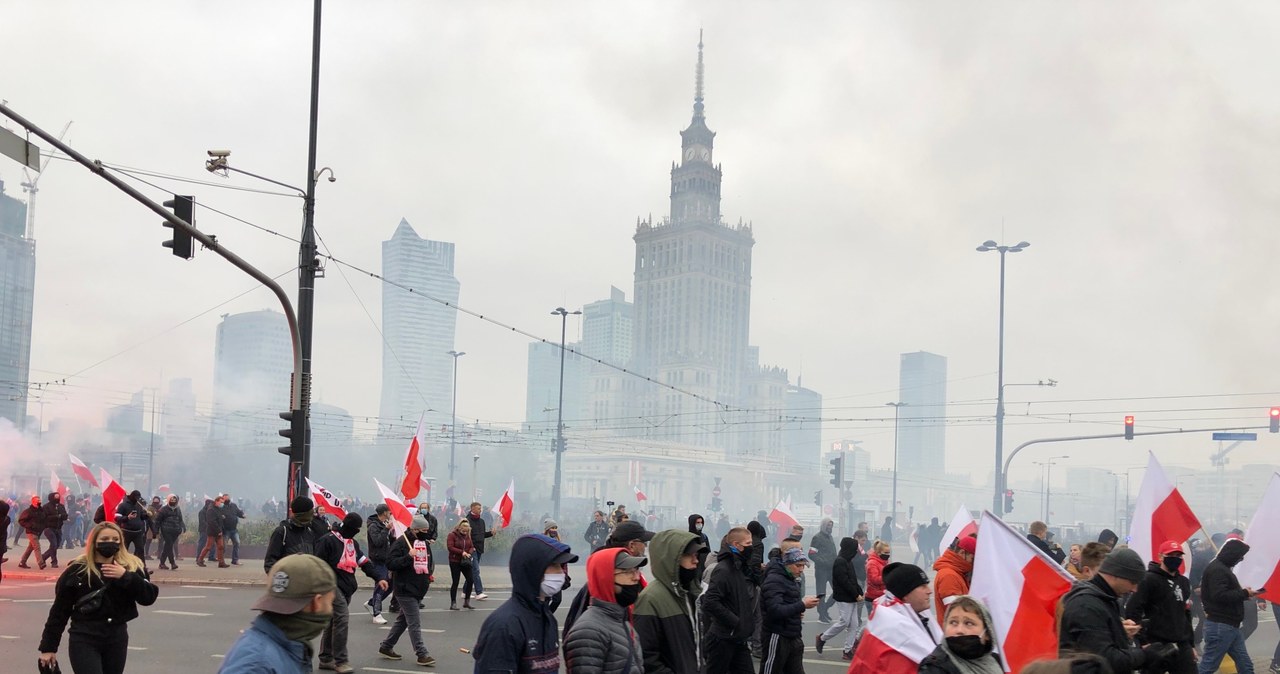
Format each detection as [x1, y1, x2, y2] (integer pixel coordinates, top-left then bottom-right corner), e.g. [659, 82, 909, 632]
[810, 518, 838, 623]
[472, 533, 579, 673]
[155, 494, 184, 570]
[198, 495, 230, 568]
[18, 495, 46, 569]
[815, 536, 864, 661]
[447, 518, 477, 610]
[1125, 540, 1195, 674]
[701, 526, 757, 674]
[584, 511, 610, 552]
[378, 515, 437, 667]
[1059, 547, 1176, 674]
[932, 535, 976, 618]
[633, 528, 705, 674]
[222, 493, 246, 565]
[466, 501, 495, 600]
[363, 503, 393, 624]
[313, 513, 388, 673]
[264, 497, 332, 572]
[759, 547, 820, 674]
[220, 553, 337, 674]
[1198, 538, 1261, 674]
[41, 492, 69, 568]
[113, 490, 151, 560]
[38, 521, 159, 674]
[564, 549, 647, 674]
[143, 496, 162, 560]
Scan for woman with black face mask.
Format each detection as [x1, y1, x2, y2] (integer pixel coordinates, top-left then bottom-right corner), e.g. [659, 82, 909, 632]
[38, 521, 159, 674]
[565, 549, 648, 674]
[918, 595, 1004, 674]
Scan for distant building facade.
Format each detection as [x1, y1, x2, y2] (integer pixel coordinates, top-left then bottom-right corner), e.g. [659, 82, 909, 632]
[897, 351, 947, 478]
[0, 179, 35, 429]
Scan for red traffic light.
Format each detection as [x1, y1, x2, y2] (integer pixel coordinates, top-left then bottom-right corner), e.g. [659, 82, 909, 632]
[1124, 415, 1135, 440]
[1270, 408, 1279, 418]
[1271, 407, 1280, 433]
[1124, 415, 1134, 425]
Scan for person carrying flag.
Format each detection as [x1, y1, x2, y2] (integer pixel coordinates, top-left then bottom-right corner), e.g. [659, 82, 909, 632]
[847, 561, 940, 674]
[378, 515, 437, 667]
[313, 513, 388, 673]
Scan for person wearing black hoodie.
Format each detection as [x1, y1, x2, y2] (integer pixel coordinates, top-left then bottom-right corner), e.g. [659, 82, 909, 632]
[759, 547, 819, 674]
[264, 496, 332, 573]
[472, 533, 578, 674]
[687, 514, 710, 574]
[1124, 540, 1194, 674]
[1097, 528, 1119, 550]
[810, 518, 838, 623]
[313, 512, 388, 673]
[745, 519, 768, 659]
[701, 526, 757, 674]
[113, 490, 150, 560]
[41, 492, 69, 568]
[1198, 538, 1259, 674]
[18, 495, 47, 569]
[379, 515, 437, 666]
[816, 536, 864, 660]
[1060, 548, 1177, 674]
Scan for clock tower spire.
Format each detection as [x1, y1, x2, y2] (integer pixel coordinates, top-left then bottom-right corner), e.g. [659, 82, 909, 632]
[671, 31, 720, 225]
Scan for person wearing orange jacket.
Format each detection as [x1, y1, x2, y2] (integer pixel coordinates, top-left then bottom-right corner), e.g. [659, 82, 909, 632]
[932, 534, 976, 618]
[864, 540, 890, 601]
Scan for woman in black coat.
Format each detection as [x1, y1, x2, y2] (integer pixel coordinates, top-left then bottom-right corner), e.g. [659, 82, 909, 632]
[39, 521, 159, 674]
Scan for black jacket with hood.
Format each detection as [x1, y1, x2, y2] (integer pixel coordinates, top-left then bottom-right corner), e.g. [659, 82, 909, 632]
[745, 520, 767, 587]
[263, 512, 332, 573]
[42, 494, 68, 531]
[760, 557, 807, 638]
[1124, 561, 1193, 644]
[386, 531, 433, 600]
[1200, 539, 1251, 627]
[473, 533, 574, 674]
[810, 522, 837, 571]
[701, 538, 756, 643]
[687, 514, 710, 571]
[114, 494, 150, 533]
[831, 537, 863, 603]
[366, 514, 392, 564]
[313, 516, 385, 599]
[634, 529, 701, 674]
[156, 503, 185, 537]
[1059, 574, 1147, 673]
[19, 502, 46, 534]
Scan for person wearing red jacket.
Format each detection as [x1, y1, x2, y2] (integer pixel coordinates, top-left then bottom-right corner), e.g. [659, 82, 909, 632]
[447, 519, 477, 610]
[932, 535, 975, 618]
[865, 540, 891, 601]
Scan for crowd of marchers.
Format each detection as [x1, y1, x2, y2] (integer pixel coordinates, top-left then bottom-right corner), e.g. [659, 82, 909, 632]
[3, 495, 1275, 674]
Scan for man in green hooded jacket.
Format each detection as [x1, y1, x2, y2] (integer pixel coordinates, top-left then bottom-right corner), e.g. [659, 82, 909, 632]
[633, 528, 708, 674]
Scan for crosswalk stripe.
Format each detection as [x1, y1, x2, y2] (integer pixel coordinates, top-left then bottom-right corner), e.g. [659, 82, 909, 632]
[153, 609, 212, 616]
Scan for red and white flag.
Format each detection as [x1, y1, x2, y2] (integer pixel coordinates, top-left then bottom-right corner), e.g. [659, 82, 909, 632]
[1129, 452, 1202, 565]
[768, 496, 799, 530]
[969, 511, 1076, 673]
[375, 478, 414, 537]
[847, 594, 943, 674]
[69, 454, 99, 488]
[400, 412, 426, 500]
[157, 484, 171, 492]
[491, 479, 515, 529]
[419, 476, 432, 492]
[50, 469, 69, 501]
[938, 505, 978, 556]
[306, 478, 347, 521]
[1237, 472, 1280, 593]
[633, 485, 647, 502]
[99, 469, 126, 522]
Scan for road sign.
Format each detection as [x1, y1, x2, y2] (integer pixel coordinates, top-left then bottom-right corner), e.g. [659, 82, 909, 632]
[0, 127, 40, 170]
[823, 504, 834, 516]
[1211, 432, 1257, 441]
[712, 485, 722, 497]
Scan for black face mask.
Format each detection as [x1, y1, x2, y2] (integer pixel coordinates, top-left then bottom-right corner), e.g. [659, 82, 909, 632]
[946, 634, 992, 660]
[615, 583, 641, 607]
[1162, 555, 1184, 574]
[340, 525, 361, 539]
[879, 553, 891, 561]
[679, 566, 698, 586]
[416, 531, 431, 541]
[95, 542, 121, 559]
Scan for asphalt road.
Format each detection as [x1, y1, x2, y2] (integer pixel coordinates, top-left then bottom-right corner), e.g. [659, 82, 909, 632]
[0, 575, 1275, 673]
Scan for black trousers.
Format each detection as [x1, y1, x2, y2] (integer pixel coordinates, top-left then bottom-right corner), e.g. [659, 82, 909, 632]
[159, 532, 179, 567]
[68, 625, 129, 674]
[122, 530, 145, 560]
[449, 560, 474, 604]
[759, 633, 804, 674]
[814, 564, 832, 617]
[1141, 641, 1196, 674]
[702, 633, 755, 674]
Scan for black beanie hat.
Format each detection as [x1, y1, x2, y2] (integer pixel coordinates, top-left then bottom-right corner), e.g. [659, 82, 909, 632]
[883, 562, 929, 599]
[290, 496, 315, 514]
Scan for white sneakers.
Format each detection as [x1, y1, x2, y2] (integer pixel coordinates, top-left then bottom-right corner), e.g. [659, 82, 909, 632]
[474, 593, 488, 601]
[372, 614, 387, 625]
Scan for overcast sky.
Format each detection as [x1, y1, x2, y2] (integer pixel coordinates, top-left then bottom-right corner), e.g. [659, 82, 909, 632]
[5, 1, 1280, 489]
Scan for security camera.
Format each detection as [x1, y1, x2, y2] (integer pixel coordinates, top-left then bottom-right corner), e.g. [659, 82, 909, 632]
[206, 150, 231, 158]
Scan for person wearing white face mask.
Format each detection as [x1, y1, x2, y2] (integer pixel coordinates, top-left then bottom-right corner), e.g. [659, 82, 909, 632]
[472, 533, 578, 674]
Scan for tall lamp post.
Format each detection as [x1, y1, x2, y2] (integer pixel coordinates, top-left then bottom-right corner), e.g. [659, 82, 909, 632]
[448, 350, 466, 489]
[1034, 455, 1068, 522]
[551, 307, 581, 520]
[886, 402, 907, 528]
[977, 239, 1030, 516]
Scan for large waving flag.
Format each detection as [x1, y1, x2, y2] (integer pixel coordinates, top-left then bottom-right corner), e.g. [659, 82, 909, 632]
[847, 594, 943, 674]
[375, 478, 414, 537]
[969, 511, 1075, 673]
[400, 412, 426, 500]
[306, 477, 347, 521]
[50, 469, 69, 500]
[939, 505, 978, 556]
[633, 484, 647, 502]
[1129, 453, 1202, 565]
[1236, 472, 1280, 593]
[69, 454, 99, 488]
[768, 496, 799, 530]
[491, 479, 515, 529]
[100, 469, 126, 521]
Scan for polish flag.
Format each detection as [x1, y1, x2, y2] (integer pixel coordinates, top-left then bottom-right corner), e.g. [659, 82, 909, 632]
[70, 454, 99, 488]
[969, 511, 1076, 673]
[419, 476, 432, 492]
[157, 484, 171, 492]
[375, 478, 414, 537]
[938, 505, 979, 556]
[400, 412, 426, 500]
[306, 478, 347, 521]
[1129, 453, 1202, 565]
[633, 485, 647, 502]
[1236, 472, 1280, 593]
[99, 469, 126, 522]
[847, 594, 943, 674]
[768, 497, 799, 530]
[50, 470, 69, 500]
[491, 479, 515, 529]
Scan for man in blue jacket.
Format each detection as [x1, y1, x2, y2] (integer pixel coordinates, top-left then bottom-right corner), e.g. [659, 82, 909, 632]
[473, 533, 578, 673]
[220, 554, 338, 674]
[760, 547, 819, 674]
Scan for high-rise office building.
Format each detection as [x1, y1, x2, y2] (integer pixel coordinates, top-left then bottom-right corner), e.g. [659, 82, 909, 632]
[211, 309, 292, 442]
[581, 287, 633, 364]
[0, 179, 35, 429]
[379, 218, 459, 432]
[898, 351, 947, 478]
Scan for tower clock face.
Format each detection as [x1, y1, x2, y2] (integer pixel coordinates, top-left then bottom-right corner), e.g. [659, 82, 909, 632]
[685, 146, 711, 162]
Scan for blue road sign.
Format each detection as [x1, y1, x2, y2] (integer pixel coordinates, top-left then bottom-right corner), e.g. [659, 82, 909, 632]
[1211, 432, 1257, 441]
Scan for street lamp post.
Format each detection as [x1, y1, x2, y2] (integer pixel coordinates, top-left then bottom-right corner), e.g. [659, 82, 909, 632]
[886, 402, 907, 528]
[1037, 455, 1068, 522]
[448, 350, 466, 489]
[977, 239, 1030, 516]
[551, 307, 581, 520]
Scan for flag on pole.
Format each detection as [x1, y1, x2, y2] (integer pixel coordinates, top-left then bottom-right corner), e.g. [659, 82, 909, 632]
[375, 478, 414, 537]
[847, 594, 944, 674]
[1129, 452, 1202, 565]
[70, 454, 99, 488]
[491, 479, 515, 529]
[419, 476, 432, 492]
[969, 511, 1076, 673]
[50, 469, 69, 501]
[767, 497, 799, 530]
[1237, 472, 1280, 593]
[400, 412, 426, 500]
[939, 505, 978, 556]
[306, 478, 347, 521]
[100, 469, 126, 522]
[632, 485, 647, 502]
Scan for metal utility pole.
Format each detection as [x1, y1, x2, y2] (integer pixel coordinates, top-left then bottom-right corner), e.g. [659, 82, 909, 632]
[551, 307, 580, 520]
[886, 402, 907, 528]
[147, 388, 158, 497]
[448, 350, 466, 486]
[976, 239, 1030, 516]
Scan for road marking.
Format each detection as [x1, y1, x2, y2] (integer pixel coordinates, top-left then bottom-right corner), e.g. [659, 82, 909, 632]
[13, 598, 53, 603]
[156, 595, 206, 600]
[183, 585, 231, 590]
[153, 609, 212, 616]
[362, 668, 419, 673]
[211, 654, 224, 659]
[128, 646, 147, 651]
[378, 627, 445, 633]
[802, 659, 848, 668]
[0, 635, 19, 639]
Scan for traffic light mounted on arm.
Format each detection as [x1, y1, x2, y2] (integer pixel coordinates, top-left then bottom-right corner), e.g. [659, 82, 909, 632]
[1270, 407, 1279, 433]
[829, 456, 844, 488]
[161, 194, 195, 259]
[1124, 415, 1135, 440]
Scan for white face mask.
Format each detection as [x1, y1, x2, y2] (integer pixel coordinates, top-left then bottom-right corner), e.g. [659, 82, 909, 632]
[695, 523, 703, 532]
[540, 572, 566, 597]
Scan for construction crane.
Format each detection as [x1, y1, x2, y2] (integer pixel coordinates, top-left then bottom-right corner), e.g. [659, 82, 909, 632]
[19, 120, 71, 241]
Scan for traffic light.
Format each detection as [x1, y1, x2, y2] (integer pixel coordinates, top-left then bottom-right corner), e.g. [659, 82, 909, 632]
[1270, 407, 1279, 433]
[828, 456, 844, 488]
[278, 409, 304, 458]
[710, 496, 722, 512]
[1004, 489, 1014, 512]
[1123, 415, 1135, 440]
[814, 490, 823, 507]
[161, 195, 195, 259]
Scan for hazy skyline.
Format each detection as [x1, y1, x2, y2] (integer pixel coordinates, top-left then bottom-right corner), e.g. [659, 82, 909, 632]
[4, 2, 1280, 494]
